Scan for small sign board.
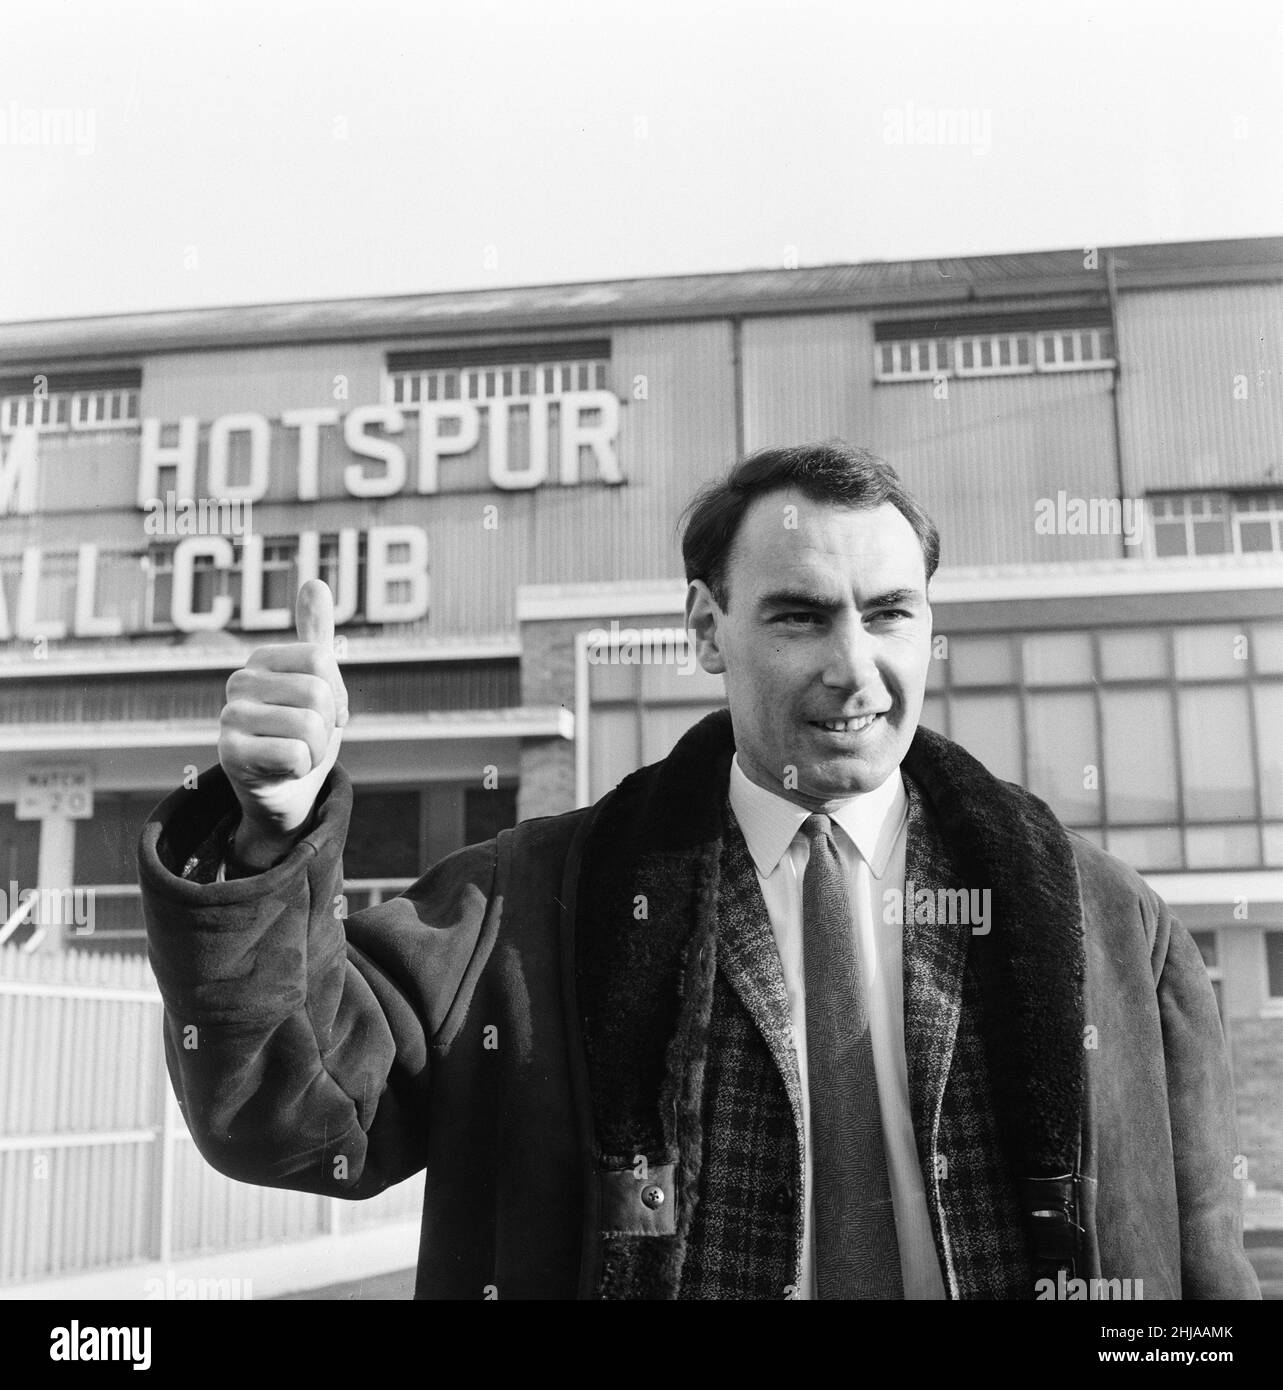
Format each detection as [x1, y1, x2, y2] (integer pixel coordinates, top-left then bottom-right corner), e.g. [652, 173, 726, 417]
[17, 765, 94, 820]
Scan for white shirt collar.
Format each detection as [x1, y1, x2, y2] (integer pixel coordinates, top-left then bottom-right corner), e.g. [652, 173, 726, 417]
[728, 752, 908, 879]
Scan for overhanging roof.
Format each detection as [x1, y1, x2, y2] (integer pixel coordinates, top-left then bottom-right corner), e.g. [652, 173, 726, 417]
[2, 237, 1280, 365]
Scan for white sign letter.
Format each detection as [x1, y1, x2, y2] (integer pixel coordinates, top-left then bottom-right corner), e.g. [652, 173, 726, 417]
[238, 534, 292, 631]
[207, 413, 270, 501]
[17, 547, 66, 640]
[282, 407, 339, 500]
[558, 390, 621, 485]
[137, 417, 198, 508]
[365, 525, 429, 623]
[343, 405, 406, 497]
[417, 402, 480, 494]
[489, 398, 549, 490]
[0, 428, 38, 515]
[73, 544, 122, 637]
[171, 536, 234, 632]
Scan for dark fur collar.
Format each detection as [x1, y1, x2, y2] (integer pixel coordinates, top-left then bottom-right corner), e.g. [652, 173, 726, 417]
[574, 708, 1086, 1292]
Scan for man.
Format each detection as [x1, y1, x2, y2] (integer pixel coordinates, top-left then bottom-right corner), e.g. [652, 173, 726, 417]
[139, 441, 1259, 1300]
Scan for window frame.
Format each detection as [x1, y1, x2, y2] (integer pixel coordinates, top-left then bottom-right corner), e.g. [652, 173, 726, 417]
[1, 386, 140, 434]
[1146, 490, 1283, 560]
[1265, 929, 1283, 1009]
[385, 357, 610, 410]
[926, 620, 1280, 872]
[874, 324, 1114, 384]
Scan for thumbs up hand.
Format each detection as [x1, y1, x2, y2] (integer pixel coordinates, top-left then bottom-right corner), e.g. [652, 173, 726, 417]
[218, 580, 350, 868]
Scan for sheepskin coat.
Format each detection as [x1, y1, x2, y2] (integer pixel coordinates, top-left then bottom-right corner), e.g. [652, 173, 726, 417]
[140, 709, 1259, 1299]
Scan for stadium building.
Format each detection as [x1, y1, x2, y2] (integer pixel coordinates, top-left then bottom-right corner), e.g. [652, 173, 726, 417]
[1, 240, 1281, 1195]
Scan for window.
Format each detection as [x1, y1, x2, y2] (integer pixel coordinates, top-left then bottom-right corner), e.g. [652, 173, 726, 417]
[0, 804, 40, 893]
[954, 333, 1031, 377]
[69, 791, 173, 954]
[1265, 931, 1283, 1000]
[1026, 691, 1099, 824]
[260, 540, 297, 613]
[875, 338, 950, 381]
[946, 635, 1016, 686]
[929, 621, 1283, 872]
[70, 388, 139, 429]
[386, 342, 610, 409]
[1189, 931, 1225, 1026]
[0, 392, 70, 432]
[339, 784, 504, 912]
[1100, 690, 1178, 823]
[1099, 629, 1169, 681]
[584, 624, 728, 803]
[1149, 490, 1283, 559]
[1023, 631, 1094, 685]
[1035, 326, 1114, 371]
[950, 693, 1022, 784]
[1177, 686, 1255, 820]
[0, 371, 141, 433]
[874, 319, 1113, 382]
[1256, 686, 1283, 818]
[1172, 624, 1246, 682]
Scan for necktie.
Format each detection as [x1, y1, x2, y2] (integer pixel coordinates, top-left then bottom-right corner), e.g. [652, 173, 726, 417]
[800, 813, 904, 1299]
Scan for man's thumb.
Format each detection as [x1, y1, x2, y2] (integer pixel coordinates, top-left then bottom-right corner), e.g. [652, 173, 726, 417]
[295, 579, 347, 728]
[296, 579, 335, 647]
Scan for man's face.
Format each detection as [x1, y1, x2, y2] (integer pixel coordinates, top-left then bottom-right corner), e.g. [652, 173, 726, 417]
[685, 491, 933, 809]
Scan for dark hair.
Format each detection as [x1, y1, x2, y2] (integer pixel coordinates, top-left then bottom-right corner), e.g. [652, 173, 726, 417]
[679, 440, 940, 610]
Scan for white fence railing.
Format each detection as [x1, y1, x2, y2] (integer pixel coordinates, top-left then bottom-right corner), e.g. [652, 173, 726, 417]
[0, 942, 420, 1288]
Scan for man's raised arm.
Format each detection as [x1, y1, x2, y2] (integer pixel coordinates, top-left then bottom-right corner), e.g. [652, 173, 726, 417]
[138, 581, 496, 1197]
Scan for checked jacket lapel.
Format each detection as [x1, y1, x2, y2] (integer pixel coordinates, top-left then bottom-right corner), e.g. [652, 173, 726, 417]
[714, 805, 806, 1138]
[715, 781, 973, 1241]
[714, 777, 983, 1298]
[574, 709, 1072, 1299]
[900, 776, 972, 1269]
[898, 771, 1038, 1298]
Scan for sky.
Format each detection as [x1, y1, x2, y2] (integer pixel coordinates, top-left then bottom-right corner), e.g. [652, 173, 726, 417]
[1, 0, 1281, 323]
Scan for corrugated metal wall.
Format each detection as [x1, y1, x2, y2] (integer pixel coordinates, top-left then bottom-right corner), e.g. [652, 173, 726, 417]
[0, 946, 419, 1287]
[875, 371, 1121, 566]
[741, 311, 1122, 566]
[141, 343, 388, 426]
[1117, 283, 1283, 493]
[741, 311, 872, 449]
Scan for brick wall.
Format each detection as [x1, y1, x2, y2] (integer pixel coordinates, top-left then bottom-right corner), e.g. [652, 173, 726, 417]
[518, 736, 576, 821]
[1230, 1017, 1283, 1191]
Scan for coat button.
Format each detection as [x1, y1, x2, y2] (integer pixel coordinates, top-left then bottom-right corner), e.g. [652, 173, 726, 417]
[640, 1184, 665, 1210]
[773, 1182, 794, 1213]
